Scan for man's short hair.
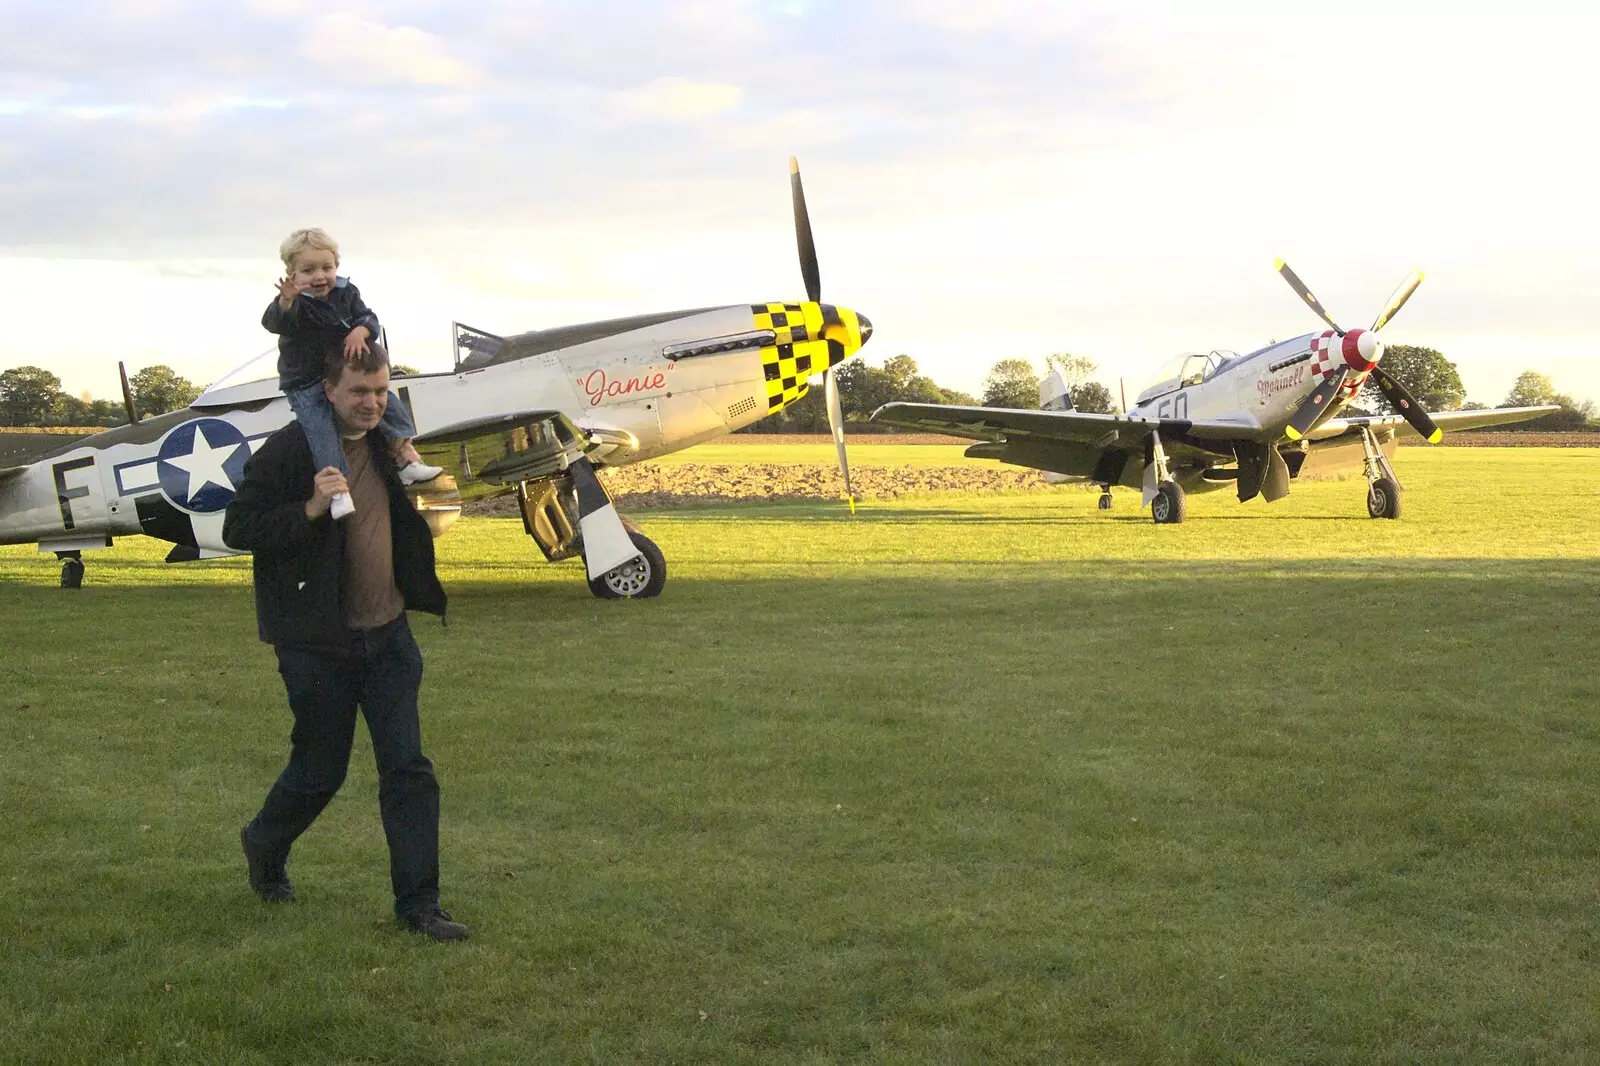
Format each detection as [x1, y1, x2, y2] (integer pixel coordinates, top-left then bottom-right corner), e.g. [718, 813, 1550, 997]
[324, 341, 390, 385]
[280, 227, 339, 269]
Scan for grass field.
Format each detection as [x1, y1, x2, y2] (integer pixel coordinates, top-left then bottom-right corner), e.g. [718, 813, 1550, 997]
[3, 446, 1598, 1064]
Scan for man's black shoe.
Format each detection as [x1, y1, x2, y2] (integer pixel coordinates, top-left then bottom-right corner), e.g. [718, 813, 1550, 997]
[399, 907, 471, 942]
[240, 825, 295, 903]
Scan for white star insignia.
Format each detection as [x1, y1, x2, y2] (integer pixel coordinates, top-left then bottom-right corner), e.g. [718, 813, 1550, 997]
[164, 426, 242, 501]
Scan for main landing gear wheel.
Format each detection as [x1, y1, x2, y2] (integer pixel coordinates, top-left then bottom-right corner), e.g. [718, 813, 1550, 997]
[1151, 482, 1187, 525]
[1097, 490, 1113, 511]
[587, 531, 667, 599]
[1367, 476, 1402, 520]
[59, 556, 85, 589]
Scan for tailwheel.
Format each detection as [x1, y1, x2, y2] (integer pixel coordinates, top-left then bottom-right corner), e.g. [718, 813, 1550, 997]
[587, 530, 667, 599]
[60, 555, 85, 589]
[1367, 476, 1402, 520]
[1151, 482, 1187, 525]
[1097, 489, 1113, 511]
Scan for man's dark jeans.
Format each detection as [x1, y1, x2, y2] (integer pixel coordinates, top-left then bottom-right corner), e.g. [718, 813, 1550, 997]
[244, 614, 440, 917]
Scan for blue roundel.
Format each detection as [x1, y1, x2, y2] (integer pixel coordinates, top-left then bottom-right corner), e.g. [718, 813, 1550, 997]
[157, 418, 251, 513]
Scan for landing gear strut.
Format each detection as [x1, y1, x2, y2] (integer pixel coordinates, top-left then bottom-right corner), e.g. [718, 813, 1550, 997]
[1146, 432, 1186, 525]
[1359, 426, 1402, 520]
[517, 472, 666, 599]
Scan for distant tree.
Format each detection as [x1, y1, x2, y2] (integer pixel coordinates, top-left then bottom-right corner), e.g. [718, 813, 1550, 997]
[937, 387, 979, 406]
[1070, 381, 1117, 413]
[0, 365, 63, 426]
[1496, 370, 1595, 430]
[130, 365, 201, 416]
[391, 364, 421, 377]
[1359, 345, 1464, 413]
[982, 359, 1039, 409]
[1502, 370, 1558, 408]
[1460, 401, 1489, 411]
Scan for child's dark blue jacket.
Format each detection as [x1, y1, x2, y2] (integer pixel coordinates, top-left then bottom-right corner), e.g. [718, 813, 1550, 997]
[262, 277, 381, 391]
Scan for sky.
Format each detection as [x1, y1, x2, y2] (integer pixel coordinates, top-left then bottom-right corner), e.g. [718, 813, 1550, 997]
[2, 0, 1596, 410]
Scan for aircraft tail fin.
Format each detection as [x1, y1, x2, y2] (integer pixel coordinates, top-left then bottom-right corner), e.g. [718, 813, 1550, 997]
[1040, 370, 1074, 411]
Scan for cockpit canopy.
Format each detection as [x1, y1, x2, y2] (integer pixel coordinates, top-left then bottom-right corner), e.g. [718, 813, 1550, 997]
[1136, 350, 1238, 404]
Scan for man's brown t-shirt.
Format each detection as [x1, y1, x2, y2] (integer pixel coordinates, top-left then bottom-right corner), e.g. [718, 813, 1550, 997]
[340, 437, 405, 630]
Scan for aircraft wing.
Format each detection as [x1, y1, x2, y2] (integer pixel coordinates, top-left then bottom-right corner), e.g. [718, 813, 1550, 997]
[1306, 405, 1562, 442]
[0, 464, 28, 485]
[869, 402, 1257, 454]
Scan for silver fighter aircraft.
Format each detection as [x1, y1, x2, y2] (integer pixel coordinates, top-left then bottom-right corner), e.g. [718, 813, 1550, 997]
[0, 160, 872, 594]
[872, 262, 1555, 522]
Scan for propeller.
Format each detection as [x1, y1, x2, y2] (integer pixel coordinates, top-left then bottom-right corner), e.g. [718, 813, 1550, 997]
[118, 361, 141, 425]
[1370, 270, 1423, 333]
[1369, 364, 1441, 443]
[1275, 259, 1344, 335]
[791, 156, 853, 509]
[1283, 366, 1354, 442]
[825, 369, 855, 512]
[1276, 260, 1440, 443]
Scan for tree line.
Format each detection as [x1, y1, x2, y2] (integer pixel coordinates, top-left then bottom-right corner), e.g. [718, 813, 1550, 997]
[0, 361, 421, 429]
[3, 345, 1593, 431]
[0, 364, 202, 428]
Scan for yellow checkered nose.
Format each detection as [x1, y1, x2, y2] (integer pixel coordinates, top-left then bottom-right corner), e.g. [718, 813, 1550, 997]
[752, 301, 874, 414]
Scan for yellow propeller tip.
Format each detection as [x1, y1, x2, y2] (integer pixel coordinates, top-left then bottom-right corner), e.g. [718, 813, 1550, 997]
[1273, 258, 1285, 270]
[1284, 426, 1302, 441]
[789, 156, 799, 173]
[1427, 430, 1443, 444]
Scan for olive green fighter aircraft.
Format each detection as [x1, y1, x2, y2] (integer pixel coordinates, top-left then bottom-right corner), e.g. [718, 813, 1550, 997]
[0, 160, 872, 594]
[871, 262, 1556, 522]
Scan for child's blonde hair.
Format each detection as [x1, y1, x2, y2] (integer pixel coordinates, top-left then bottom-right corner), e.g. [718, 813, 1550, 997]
[279, 228, 339, 269]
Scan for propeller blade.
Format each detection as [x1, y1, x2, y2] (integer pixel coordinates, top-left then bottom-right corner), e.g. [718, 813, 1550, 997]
[790, 157, 822, 303]
[1283, 367, 1354, 441]
[1370, 269, 1424, 332]
[118, 361, 141, 425]
[825, 368, 855, 512]
[1275, 258, 1344, 335]
[1370, 365, 1443, 443]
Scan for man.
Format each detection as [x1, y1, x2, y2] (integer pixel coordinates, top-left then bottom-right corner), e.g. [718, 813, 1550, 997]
[222, 344, 469, 942]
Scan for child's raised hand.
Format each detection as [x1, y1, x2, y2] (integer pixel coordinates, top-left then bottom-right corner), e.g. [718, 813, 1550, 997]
[276, 275, 304, 309]
[343, 325, 371, 359]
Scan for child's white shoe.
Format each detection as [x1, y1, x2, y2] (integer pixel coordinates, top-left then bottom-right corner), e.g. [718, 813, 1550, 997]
[398, 460, 444, 485]
[329, 491, 355, 520]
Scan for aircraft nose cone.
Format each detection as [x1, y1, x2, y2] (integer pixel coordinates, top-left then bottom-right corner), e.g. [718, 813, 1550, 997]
[1358, 330, 1382, 365]
[857, 313, 873, 345]
[1342, 328, 1382, 371]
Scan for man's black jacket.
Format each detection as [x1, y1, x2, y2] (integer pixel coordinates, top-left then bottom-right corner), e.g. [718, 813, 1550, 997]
[263, 277, 381, 392]
[222, 422, 446, 651]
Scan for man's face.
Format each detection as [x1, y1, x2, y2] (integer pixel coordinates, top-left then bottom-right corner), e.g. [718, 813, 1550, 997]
[290, 248, 338, 299]
[324, 365, 389, 434]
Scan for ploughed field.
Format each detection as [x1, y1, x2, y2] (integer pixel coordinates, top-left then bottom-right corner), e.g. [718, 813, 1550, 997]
[2, 445, 1597, 1064]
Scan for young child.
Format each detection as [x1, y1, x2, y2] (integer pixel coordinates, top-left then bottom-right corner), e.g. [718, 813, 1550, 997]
[263, 228, 440, 519]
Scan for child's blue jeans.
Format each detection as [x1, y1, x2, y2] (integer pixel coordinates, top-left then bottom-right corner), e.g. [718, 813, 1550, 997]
[284, 381, 419, 475]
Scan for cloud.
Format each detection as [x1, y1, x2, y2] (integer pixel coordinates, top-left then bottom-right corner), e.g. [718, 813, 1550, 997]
[297, 14, 481, 88]
[614, 77, 744, 121]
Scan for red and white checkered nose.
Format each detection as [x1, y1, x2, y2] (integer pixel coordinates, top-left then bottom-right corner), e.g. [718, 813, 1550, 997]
[1342, 328, 1382, 372]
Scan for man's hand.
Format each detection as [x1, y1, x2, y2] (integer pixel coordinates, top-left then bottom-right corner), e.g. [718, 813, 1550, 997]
[343, 325, 371, 359]
[305, 467, 351, 519]
[276, 275, 305, 309]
